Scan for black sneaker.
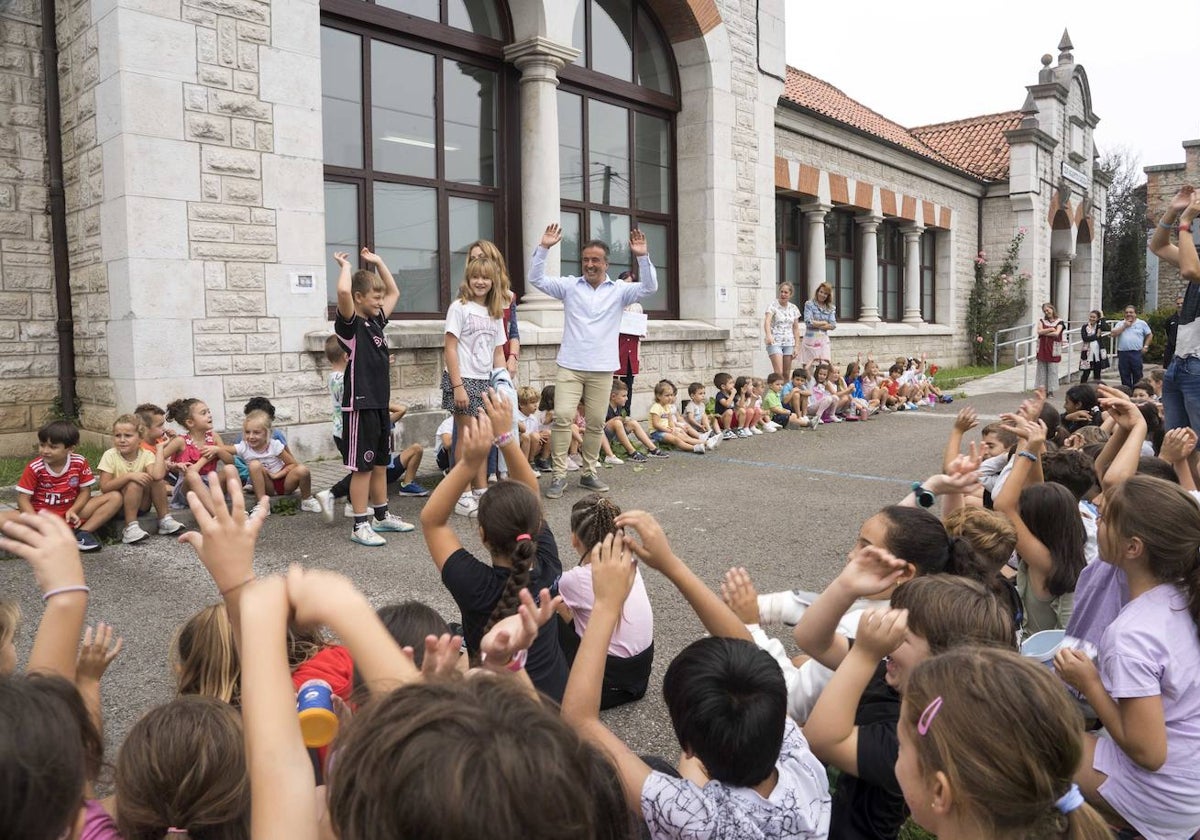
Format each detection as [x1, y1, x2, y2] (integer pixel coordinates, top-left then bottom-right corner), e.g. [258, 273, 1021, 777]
[629, 450, 649, 463]
[76, 530, 102, 552]
[647, 448, 670, 458]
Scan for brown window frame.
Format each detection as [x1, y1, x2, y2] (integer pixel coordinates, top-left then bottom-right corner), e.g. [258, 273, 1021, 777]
[775, 196, 806, 290]
[824, 208, 857, 320]
[920, 229, 936, 324]
[876, 221, 904, 323]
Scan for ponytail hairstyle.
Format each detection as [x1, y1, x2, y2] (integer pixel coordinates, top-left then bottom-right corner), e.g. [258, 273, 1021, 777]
[570, 494, 622, 557]
[115, 697, 249, 840]
[942, 507, 1022, 626]
[477, 480, 543, 635]
[173, 603, 241, 706]
[165, 398, 201, 428]
[890, 576, 1015, 654]
[877, 506, 994, 584]
[1103, 475, 1200, 634]
[1018, 483, 1087, 598]
[900, 647, 1112, 840]
[0, 674, 88, 840]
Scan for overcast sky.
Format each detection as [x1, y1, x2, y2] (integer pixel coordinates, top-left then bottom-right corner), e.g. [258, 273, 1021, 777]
[784, 3, 1198, 180]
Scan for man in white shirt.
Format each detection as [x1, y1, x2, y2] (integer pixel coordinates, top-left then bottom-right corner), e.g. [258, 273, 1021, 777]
[529, 223, 657, 499]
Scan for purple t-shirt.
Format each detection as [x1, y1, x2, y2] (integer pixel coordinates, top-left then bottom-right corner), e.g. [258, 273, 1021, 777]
[1093, 583, 1200, 839]
[1064, 561, 1128, 648]
[81, 799, 121, 840]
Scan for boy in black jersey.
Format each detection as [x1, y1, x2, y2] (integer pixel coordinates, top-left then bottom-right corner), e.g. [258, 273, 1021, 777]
[333, 248, 414, 546]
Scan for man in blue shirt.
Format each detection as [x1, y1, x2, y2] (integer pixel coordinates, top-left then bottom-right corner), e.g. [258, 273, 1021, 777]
[529, 223, 657, 499]
[1111, 305, 1153, 388]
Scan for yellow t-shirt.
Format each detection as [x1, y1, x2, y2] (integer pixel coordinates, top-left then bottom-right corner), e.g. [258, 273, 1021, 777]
[649, 402, 675, 432]
[97, 447, 156, 477]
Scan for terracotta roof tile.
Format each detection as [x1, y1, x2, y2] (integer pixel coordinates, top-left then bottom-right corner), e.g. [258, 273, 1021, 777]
[780, 66, 1020, 182]
[911, 112, 1023, 182]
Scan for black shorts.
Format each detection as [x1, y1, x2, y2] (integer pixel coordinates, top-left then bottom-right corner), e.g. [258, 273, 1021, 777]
[343, 408, 391, 472]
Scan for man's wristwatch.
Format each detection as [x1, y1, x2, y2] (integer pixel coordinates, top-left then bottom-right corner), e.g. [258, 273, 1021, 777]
[911, 482, 935, 508]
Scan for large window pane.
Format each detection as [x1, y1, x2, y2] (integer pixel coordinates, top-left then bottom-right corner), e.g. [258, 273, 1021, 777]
[448, 197, 494, 285]
[588, 100, 629, 207]
[375, 0, 436, 18]
[324, 182, 359, 304]
[637, 221, 668, 312]
[558, 90, 583, 201]
[634, 112, 669, 213]
[635, 9, 674, 95]
[444, 60, 496, 186]
[589, 212, 630, 278]
[321, 28, 362, 169]
[590, 0, 632, 81]
[560, 212, 582, 279]
[447, 0, 502, 38]
[372, 42, 435, 178]
[374, 183, 438, 313]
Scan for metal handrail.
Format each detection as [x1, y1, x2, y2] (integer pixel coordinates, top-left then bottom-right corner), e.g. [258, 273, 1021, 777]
[1014, 322, 1117, 391]
[993, 323, 1034, 372]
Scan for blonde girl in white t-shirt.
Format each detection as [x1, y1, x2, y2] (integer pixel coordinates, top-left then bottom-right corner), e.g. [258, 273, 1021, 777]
[442, 256, 507, 503]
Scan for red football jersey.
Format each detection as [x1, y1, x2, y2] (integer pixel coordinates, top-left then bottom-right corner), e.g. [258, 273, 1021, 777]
[17, 455, 97, 516]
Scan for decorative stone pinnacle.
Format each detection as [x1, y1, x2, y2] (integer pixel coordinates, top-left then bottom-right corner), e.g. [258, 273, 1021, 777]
[1057, 29, 1073, 65]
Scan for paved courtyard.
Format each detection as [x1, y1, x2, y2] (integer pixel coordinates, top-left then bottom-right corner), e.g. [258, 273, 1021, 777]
[3, 390, 1024, 768]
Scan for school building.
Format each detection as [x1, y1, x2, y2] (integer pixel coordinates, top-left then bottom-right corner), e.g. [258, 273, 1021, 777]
[0, 0, 1107, 455]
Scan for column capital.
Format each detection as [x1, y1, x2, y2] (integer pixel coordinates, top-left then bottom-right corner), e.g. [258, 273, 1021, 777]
[504, 37, 580, 79]
[900, 224, 925, 240]
[855, 213, 883, 232]
[801, 202, 832, 218]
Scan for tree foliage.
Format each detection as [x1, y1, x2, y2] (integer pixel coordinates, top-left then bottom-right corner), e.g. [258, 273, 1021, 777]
[966, 230, 1030, 366]
[1098, 148, 1147, 311]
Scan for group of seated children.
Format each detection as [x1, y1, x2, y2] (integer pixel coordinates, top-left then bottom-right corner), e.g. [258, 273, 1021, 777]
[10, 381, 1178, 840]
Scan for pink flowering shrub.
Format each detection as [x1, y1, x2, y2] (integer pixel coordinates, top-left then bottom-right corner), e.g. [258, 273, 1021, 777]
[966, 230, 1029, 366]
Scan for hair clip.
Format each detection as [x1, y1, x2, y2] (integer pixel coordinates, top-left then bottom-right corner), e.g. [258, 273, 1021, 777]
[514, 533, 532, 542]
[917, 695, 944, 736]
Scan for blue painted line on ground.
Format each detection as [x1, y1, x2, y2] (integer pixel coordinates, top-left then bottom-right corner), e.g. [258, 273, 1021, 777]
[708, 455, 914, 486]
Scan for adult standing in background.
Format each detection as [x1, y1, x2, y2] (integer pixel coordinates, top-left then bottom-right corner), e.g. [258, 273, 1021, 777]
[529, 224, 657, 500]
[763, 282, 801, 378]
[799, 282, 836, 367]
[1111, 304, 1153, 388]
[1034, 302, 1065, 395]
[1077, 309, 1108, 384]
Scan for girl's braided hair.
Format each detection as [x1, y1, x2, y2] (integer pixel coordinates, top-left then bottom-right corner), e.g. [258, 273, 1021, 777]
[570, 494, 622, 556]
[478, 481, 543, 635]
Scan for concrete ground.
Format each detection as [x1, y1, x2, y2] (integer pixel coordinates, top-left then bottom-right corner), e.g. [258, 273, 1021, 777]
[2, 389, 1029, 773]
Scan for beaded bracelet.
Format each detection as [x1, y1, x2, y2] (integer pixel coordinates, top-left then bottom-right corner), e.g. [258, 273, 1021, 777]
[1016, 450, 1039, 462]
[494, 431, 514, 447]
[42, 585, 90, 602]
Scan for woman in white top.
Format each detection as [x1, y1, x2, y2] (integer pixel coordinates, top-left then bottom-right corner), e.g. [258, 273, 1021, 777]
[763, 281, 802, 377]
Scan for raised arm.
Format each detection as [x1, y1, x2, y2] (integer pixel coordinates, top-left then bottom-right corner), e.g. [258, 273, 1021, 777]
[1098, 393, 1148, 492]
[420, 414, 493, 571]
[334, 250, 355, 321]
[615, 510, 751, 641]
[361, 247, 400, 317]
[942, 406, 978, 472]
[1150, 185, 1193, 266]
[628, 229, 658, 299]
[481, 390, 538, 496]
[992, 416, 1054, 595]
[1179, 193, 1200, 281]
[528, 224, 568, 299]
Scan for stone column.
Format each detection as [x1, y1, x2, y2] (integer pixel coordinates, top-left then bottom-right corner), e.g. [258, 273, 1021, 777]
[856, 215, 882, 323]
[902, 226, 924, 324]
[802, 203, 829, 298]
[503, 37, 579, 328]
[1054, 256, 1073, 326]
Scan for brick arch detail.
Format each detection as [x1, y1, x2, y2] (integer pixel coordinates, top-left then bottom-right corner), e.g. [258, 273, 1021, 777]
[643, 0, 721, 43]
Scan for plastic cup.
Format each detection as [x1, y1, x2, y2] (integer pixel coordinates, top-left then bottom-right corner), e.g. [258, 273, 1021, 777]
[1020, 629, 1066, 666]
[296, 679, 339, 748]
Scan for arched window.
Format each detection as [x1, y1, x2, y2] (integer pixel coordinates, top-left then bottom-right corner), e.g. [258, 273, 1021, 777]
[559, 0, 679, 317]
[320, 0, 512, 317]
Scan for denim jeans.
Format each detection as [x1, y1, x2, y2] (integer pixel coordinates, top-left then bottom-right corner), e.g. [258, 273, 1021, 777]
[1117, 350, 1143, 388]
[1162, 355, 1200, 435]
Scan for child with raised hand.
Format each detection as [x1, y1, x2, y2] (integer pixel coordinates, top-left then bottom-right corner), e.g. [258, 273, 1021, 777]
[162, 398, 233, 516]
[898, 647, 1112, 840]
[1054, 474, 1200, 839]
[993, 413, 1086, 634]
[2, 420, 122, 553]
[712, 372, 740, 438]
[421, 393, 571, 701]
[558, 494, 654, 709]
[232, 409, 324, 518]
[561, 522, 831, 839]
[606, 380, 669, 461]
[803, 571, 1015, 840]
[98, 413, 183, 543]
[332, 247, 408, 547]
[649, 379, 713, 454]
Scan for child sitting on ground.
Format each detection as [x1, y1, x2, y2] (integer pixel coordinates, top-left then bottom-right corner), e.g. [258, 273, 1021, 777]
[681, 382, 716, 439]
[163, 398, 233, 515]
[5, 420, 122, 552]
[750, 377, 778, 432]
[97, 413, 183, 543]
[605, 381, 670, 462]
[557, 495, 655, 709]
[535, 384, 558, 473]
[567, 400, 587, 471]
[231, 409, 322, 518]
[516, 385, 550, 470]
[808, 363, 840, 424]
[764, 372, 812, 429]
[649, 380, 714, 454]
[712, 372, 741, 439]
[781, 367, 812, 419]
[561, 514, 832, 838]
[734, 376, 765, 434]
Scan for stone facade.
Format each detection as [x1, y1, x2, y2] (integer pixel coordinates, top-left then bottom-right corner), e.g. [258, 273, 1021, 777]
[1145, 142, 1200, 309]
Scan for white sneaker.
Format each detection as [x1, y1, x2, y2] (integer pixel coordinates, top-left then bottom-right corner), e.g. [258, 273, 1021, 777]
[122, 521, 150, 544]
[692, 443, 706, 454]
[758, 590, 811, 626]
[737, 428, 752, 438]
[751, 427, 764, 435]
[300, 497, 323, 513]
[455, 493, 479, 517]
[314, 489, 335, 523]
[764, 421, 780, 432]
[372, 512, 415, 533]
[343, 502, 355, 519]
[157, 515, 184, 535]
[604, 455, 624, 465]
[351, 522, 386, 547]
[252, 501, 271, 518]
[565, 457, 581, 471]
[705, 434, 719, 450]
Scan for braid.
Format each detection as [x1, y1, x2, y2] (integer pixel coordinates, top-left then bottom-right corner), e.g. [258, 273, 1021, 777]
[483, 537, 536, 635]
[570, 494, 622, 555]
[476, 480, 545, 637]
